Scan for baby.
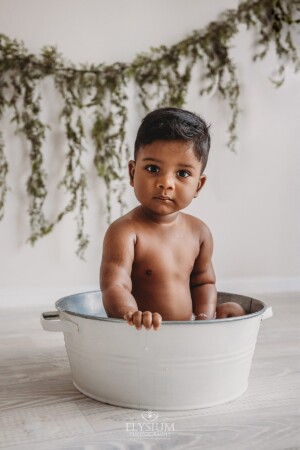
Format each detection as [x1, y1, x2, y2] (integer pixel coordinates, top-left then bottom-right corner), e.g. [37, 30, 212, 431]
[100, 107, 245, 330]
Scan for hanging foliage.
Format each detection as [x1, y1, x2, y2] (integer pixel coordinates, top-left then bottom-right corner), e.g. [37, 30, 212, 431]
[0, 0, 299, 257]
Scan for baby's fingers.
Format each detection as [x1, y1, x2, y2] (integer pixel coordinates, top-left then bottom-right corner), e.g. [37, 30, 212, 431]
[132, 311, 143, 330]
[152, 312, 162, 331]
[124, 311, 162, 331]
[124, 311, 134, 326]
[142, 311, 152, 330]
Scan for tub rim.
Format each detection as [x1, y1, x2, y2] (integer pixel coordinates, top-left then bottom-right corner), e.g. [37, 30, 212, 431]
[55, 290, 269, 325]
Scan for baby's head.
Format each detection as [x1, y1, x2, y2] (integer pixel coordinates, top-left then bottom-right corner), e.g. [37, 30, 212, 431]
[134, 107, 211, 173]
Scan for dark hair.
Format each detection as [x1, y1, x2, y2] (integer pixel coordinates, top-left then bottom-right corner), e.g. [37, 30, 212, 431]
[134, 107, 211, 172]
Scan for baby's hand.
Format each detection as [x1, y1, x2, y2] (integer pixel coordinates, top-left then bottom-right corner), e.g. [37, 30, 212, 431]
[124, 311, 162, 331]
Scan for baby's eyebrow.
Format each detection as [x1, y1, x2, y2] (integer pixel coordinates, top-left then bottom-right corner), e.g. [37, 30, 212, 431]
[177, 163, 197, 169]
[142, 157, 161, 163]
[142, 157, 196, 170]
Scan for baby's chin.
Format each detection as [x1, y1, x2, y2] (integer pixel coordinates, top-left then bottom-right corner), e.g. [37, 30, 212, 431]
[140, 206, 181, 223]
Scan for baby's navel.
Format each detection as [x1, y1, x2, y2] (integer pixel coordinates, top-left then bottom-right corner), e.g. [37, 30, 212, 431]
[145, 270, 152, 276]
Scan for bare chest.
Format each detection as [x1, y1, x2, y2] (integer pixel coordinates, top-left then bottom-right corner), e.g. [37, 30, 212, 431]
[132, 228, 199, 279]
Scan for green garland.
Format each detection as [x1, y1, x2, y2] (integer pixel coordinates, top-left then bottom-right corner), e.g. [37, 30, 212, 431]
[0, 0, 299, 257]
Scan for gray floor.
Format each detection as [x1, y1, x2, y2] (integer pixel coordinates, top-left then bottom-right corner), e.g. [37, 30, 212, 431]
[0, 292, 299, 450]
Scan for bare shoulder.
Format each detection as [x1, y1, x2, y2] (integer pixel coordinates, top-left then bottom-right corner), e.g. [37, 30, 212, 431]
[101, 210, 140, 293]
[101, 209, 140, 274]
[181, 212, 213, 244]
[104, 208, 139, 243]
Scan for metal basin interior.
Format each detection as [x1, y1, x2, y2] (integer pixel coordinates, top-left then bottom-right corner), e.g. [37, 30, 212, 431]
[55, 291, 266, 323]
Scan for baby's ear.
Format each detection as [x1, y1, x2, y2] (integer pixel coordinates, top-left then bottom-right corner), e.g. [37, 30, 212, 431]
[128, 160, 136, 187]
[194, 174, 207, 198]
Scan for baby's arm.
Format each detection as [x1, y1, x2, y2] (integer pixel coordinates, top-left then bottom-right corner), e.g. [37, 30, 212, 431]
[190, 225, 217, 320]
[100, 222, 162, 330]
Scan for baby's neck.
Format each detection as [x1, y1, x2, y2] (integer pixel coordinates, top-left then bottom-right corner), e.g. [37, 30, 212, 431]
[139, 206, 181, 225]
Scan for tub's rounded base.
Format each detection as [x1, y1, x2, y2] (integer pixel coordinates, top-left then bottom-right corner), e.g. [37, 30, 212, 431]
[72, 380, 248, 411]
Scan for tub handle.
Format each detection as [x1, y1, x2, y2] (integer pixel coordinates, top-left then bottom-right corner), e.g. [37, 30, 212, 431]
[261, 306, 273, 321]
[40, 311, 79, 333]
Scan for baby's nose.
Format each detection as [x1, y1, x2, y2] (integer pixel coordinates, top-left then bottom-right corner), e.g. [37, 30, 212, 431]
[156, 175, 175, 190]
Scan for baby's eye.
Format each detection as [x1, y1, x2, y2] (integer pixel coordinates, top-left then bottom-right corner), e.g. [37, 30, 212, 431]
[177, 170, 190, 178]
[146, 165, 160, 173]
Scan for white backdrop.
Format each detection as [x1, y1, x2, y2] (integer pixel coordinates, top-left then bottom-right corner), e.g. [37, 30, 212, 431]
[0, 0, 299, 306]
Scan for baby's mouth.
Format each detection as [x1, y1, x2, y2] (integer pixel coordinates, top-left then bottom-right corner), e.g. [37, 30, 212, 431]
[154, 195, 173, 202]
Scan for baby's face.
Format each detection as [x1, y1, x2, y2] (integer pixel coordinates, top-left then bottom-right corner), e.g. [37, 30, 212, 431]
[129, 140, 206, 217]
